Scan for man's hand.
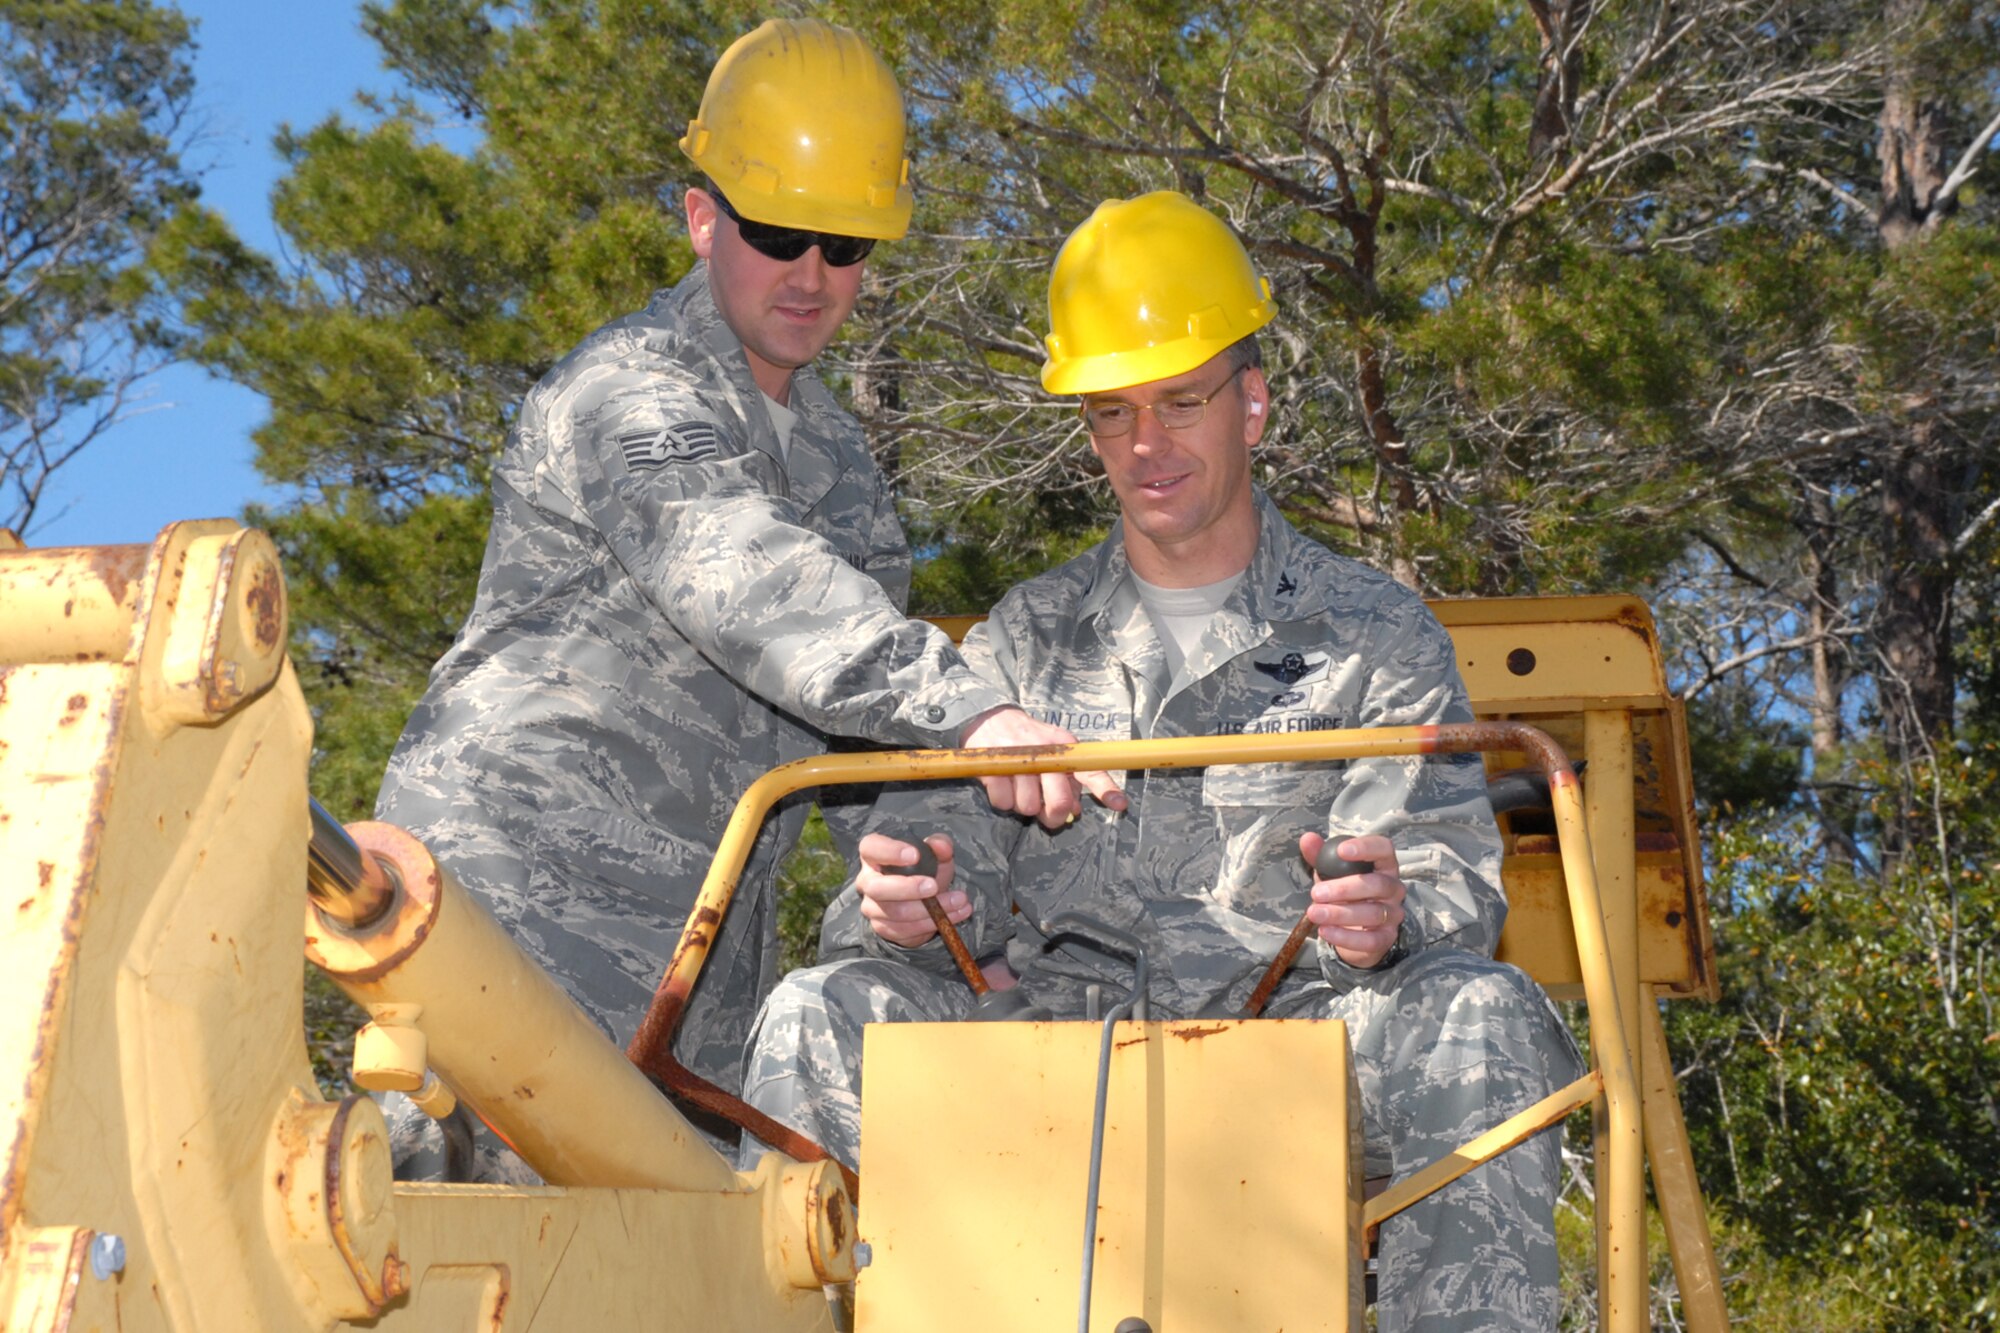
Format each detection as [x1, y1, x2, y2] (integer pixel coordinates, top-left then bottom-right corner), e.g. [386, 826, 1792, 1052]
[856, 832, 966, 948]
[960, 706, 1128, 830]
[1298, 832, 1406, 970]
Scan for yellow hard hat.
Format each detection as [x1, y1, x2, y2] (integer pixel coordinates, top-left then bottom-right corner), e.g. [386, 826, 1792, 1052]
[1042, 191, 1276, 395]
[680, 19, 913, 241]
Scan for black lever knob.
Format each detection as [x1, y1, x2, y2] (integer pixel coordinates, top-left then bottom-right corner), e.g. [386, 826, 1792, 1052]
[879, 840, 939, 880]
[1314, 845, 1374, 881]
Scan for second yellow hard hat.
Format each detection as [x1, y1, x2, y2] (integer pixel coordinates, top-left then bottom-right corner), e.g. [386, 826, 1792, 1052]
[680, 19, 913, 240]
[1042, 191, 1276, 395]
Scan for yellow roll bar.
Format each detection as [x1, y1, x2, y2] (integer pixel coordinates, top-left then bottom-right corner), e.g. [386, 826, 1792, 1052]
[627, 720, 1645, 1331]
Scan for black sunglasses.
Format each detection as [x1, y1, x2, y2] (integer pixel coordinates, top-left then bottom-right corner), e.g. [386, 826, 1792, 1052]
[710, 190, 876, 268]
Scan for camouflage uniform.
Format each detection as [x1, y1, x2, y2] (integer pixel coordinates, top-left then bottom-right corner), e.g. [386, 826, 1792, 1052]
[375, 264, 1011, 1108]
[744, 494, 1583, 1332]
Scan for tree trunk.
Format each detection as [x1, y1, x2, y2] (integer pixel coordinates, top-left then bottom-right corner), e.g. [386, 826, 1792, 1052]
[1345, 137, 1421, 590]
[851, 272, 907, 488]
[1803, 483, 1856, 876]
[1871, 0, 1960, 769]
[1527, 0, 1592, 159]
[1876, 0, 1956, 249]
[1876, 423, 1956, 760]
[1804, 500, 1843, 760]
[1352, 339, 1422, 590]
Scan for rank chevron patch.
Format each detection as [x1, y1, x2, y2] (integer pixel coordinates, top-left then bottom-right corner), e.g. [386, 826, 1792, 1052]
[619, 420, 721, 471]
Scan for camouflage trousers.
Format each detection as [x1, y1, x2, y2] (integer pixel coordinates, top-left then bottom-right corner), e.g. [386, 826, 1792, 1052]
[743, 948, 1583, 1333]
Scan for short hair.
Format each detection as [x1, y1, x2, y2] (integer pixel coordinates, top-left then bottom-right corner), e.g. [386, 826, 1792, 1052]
[1223, 334, 1264, 374]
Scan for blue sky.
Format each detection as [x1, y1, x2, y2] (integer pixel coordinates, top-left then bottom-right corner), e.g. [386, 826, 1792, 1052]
[31, 2, 393, 546]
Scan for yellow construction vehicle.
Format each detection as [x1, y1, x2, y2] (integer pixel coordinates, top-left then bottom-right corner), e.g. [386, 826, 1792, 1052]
[0, 520, 1726, 1331]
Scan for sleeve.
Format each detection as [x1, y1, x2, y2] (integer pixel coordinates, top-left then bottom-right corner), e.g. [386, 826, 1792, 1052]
[854, 451, 916, 610]
[570, 363, 1010, 747]
[815, 621, 1030, 976]
[1317, 593, 1505, 986]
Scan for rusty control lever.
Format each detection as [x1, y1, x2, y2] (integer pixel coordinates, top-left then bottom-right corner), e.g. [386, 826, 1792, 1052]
[877, 839, 988, 994]
[880, 838, 1053, 1022]
[1222, 764, 1583, 1017]
[1203, 765, 1586, 1020]
[1201, 844, 1375, 1020]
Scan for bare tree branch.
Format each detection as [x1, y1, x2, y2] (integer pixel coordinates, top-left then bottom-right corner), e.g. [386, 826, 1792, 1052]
[1746, 157, 1874, 216]
[1932, 102, 2000, 211]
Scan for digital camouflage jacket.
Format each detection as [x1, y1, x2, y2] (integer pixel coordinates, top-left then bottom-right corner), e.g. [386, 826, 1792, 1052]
[823, 494, 1504, 1017]
[376, 265, 1009, 1089]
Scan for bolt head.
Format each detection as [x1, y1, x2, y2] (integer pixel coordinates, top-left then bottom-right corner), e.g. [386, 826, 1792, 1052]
[89, 1232, 126, 1280]
[852, 1241, 874, 1269]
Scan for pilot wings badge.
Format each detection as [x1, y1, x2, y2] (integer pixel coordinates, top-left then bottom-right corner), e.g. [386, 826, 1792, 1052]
[1252, 650, 1330, 688]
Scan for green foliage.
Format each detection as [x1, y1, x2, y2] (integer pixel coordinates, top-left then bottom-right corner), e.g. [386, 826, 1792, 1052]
[816, 0, 1854, 602]
[1672, 781, 2000, 1328]
[362, 0, 505, 120]
[1854, 223, 2000, 389]
[776, 810, 845, 974]
[907, 497, 1109, 615]
[1553, 1186, 1729, 1331]
[0, 0, 199, 531]
[1958, 542, 2000, 743]
[256, 488, 490, 821]
[1685, 685, 1808, 818]
[304, 965, 365, 1097]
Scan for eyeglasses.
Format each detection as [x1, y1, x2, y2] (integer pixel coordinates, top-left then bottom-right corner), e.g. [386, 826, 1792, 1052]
[710, 190, 876, 268]
[1080, 366, 1246, 437]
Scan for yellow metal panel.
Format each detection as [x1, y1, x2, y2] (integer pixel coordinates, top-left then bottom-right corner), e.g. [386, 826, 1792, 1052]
[372, 1184, 837, 1331]
[1485, 711, 1686, 842]
[855, 1019, 1362, 1333]
[1452, 624, 1667, 708]
[1429, 596, 1670, 710]
[1663, 700, 1718, 1000]
[1427, 593, 1656, 632]
[0, 542, 147, 665]
[1489, 710, 1715, 1003]
[0, 661, 125, 1244]
[0, 1225, 88, 1331]
[1498, 855, 1698, 991]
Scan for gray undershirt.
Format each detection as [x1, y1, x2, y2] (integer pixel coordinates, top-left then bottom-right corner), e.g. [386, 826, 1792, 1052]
[1133, 570, 1247, 692]
[762, 391, 798, 465]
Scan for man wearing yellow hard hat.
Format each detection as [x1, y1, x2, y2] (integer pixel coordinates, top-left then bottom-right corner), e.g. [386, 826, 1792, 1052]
[747, 191, 1580, 1330]
[373, 19, 1119, 1178]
